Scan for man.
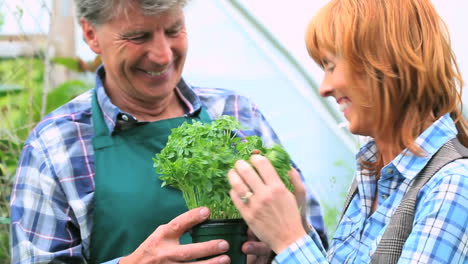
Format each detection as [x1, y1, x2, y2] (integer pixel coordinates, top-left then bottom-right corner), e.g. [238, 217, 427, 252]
[10, 0, 327, 263]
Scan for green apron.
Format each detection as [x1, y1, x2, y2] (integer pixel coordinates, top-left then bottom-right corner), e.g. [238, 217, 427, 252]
[89, 90, 212, 263]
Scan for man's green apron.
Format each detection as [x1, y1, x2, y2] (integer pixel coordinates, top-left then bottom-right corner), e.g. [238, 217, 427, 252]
[89, 91, 212, 263]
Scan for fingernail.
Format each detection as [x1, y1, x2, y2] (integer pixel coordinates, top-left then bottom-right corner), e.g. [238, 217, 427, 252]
[218, 241, 229, 251]
[218, 255, 230, 264]
[199, 207, 209, 218]
[251, 154, 263, 161]
[237, 159, 249, 168]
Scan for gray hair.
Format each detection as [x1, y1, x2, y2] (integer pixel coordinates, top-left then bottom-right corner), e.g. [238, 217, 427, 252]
[74, 0, 188, 26]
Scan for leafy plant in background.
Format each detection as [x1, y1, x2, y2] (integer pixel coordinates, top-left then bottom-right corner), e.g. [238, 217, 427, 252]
[0, 57, 92, 262]
[153, 116, 293, 219]
[0, 13, 4, 30]
[320, 159, 355, 237]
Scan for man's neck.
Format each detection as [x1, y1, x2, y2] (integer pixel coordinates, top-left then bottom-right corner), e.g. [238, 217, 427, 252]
[108, 88, 185, 122]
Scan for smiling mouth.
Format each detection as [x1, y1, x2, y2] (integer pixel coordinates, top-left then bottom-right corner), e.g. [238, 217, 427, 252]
[339, 101, 351, 112]
[143, 69, 168, 76]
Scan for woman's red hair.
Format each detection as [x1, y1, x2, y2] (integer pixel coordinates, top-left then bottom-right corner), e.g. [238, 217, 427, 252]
[306, 0, 467, 161]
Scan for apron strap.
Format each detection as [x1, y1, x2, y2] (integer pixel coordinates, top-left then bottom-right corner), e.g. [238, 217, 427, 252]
[91, 90, 114, 149]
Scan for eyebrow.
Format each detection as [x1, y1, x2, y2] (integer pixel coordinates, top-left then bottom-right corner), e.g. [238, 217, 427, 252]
[166, 19, 184, 31]
[120, 31, 147, 39]
[120, 18, 184, 39]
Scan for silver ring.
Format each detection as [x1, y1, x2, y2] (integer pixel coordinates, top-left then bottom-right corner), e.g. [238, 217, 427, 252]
[240, 191, 253, 204]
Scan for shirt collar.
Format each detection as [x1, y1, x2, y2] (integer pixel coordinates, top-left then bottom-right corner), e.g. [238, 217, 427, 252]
[94, 65, 202, 134]
[357, 113, 457, 181]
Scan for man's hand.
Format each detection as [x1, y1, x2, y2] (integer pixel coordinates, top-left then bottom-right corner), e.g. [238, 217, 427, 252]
[120, 207, 230, 264]
[244, 229, 275, 264]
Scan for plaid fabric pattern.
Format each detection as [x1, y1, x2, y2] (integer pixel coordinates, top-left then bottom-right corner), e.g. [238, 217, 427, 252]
[372, 138, 468, 263]
[10, 66, 327, 264]
[274, 114, 468, 264]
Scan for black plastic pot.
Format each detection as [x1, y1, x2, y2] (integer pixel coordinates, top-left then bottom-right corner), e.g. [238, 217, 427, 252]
[190, 218, 248, 264]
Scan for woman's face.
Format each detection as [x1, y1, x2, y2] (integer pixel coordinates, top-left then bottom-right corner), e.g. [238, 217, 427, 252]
[318, 54, 374, 137]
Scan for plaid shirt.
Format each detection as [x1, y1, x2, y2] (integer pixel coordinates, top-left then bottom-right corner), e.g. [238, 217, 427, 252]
[274, 114, 468, 264]
[10, 67, 327, 264]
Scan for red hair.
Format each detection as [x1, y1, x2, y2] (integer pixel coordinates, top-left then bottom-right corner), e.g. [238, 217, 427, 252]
[306, 0, 467, 160]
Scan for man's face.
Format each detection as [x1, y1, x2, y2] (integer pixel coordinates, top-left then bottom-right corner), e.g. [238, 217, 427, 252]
[81, 4, 187, 104]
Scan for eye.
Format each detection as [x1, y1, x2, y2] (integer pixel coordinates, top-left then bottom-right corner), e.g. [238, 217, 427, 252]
[122, 33, 150, 44]
[321, 62, 335, 73]
[165, 26, 182, 37]
[325, 64, 335, 73]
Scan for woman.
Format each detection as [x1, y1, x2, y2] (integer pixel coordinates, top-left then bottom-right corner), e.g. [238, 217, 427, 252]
[228, 0, 468, 263]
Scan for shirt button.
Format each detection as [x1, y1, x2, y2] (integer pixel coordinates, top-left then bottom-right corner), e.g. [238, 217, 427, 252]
[386, 168, 394, 174]
[382, 194, 388, 200]
[122, 115, 129, 121]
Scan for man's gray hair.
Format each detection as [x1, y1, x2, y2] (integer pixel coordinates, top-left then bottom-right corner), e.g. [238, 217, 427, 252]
[74, 0, 188, 26]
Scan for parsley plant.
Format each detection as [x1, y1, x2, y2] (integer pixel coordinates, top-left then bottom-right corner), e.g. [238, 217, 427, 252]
[153, 115, 293, 219]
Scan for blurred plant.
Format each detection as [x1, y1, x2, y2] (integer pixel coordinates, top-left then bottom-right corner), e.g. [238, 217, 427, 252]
[320, 159, 355, 237]
[0, 13, 4, 30]
[52, 55, 102, 73]
[0, 57, 93, 262]
[14, 6, 23, 20]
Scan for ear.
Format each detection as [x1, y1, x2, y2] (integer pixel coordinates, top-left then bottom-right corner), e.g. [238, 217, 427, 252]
[80, 18, 102, 54]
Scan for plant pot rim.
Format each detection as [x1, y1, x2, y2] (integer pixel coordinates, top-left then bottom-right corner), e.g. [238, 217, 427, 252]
[201, 218, 245, 224]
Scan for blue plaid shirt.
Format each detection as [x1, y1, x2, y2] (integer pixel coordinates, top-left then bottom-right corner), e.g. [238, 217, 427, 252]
[10, 67, 326, 264]
[274, 114, 468, 264]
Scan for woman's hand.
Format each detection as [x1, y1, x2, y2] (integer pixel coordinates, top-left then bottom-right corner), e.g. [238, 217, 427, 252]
[228, 155, 308, 254]
[288, 168, 313, 233]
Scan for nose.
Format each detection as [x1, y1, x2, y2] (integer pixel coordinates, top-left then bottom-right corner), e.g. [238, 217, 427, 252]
[319, 77, 334, 97]
[147, 33, 172, 66]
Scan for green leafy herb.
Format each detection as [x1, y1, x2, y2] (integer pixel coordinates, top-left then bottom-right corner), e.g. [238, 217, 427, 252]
[153, 115, 293, 219]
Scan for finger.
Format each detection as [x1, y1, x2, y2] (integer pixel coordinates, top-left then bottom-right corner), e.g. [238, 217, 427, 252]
[227, 169, 251, 199]
[160, 207, 210, 239]
[288, 168, 306, 200]
[234, 159, 266, 192]
[167, 239, 230, 262]
[247, 255, 270, 264]
[194, 255, 230, 264]
[246, 255, 258, 264]
[250, 155, 282, 186]
[242, 240, 272, 256]
[246, 228, 259, 241]
[229, 189, 249, 214]
[287, 169, 311, 233]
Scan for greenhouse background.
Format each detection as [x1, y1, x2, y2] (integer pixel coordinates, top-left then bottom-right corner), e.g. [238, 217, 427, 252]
[1, 0, 467, 262]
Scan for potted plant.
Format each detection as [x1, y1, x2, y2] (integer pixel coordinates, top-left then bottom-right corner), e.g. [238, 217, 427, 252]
[153, 116, 293, 263]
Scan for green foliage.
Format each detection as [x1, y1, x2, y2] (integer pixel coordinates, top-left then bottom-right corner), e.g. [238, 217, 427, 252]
[322, 201, 340, 237]
[0, 58, 45, 140]
[51, 57, 81, 72]
[0, 226, 8, 262]
[320, 159, 355, 237]
[0, 13, 4, 30]
[46, 80, 89, 113]
[0, 57, 91, 262]
[15, 6, 23, 19]
[153, 116, 293, 219]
